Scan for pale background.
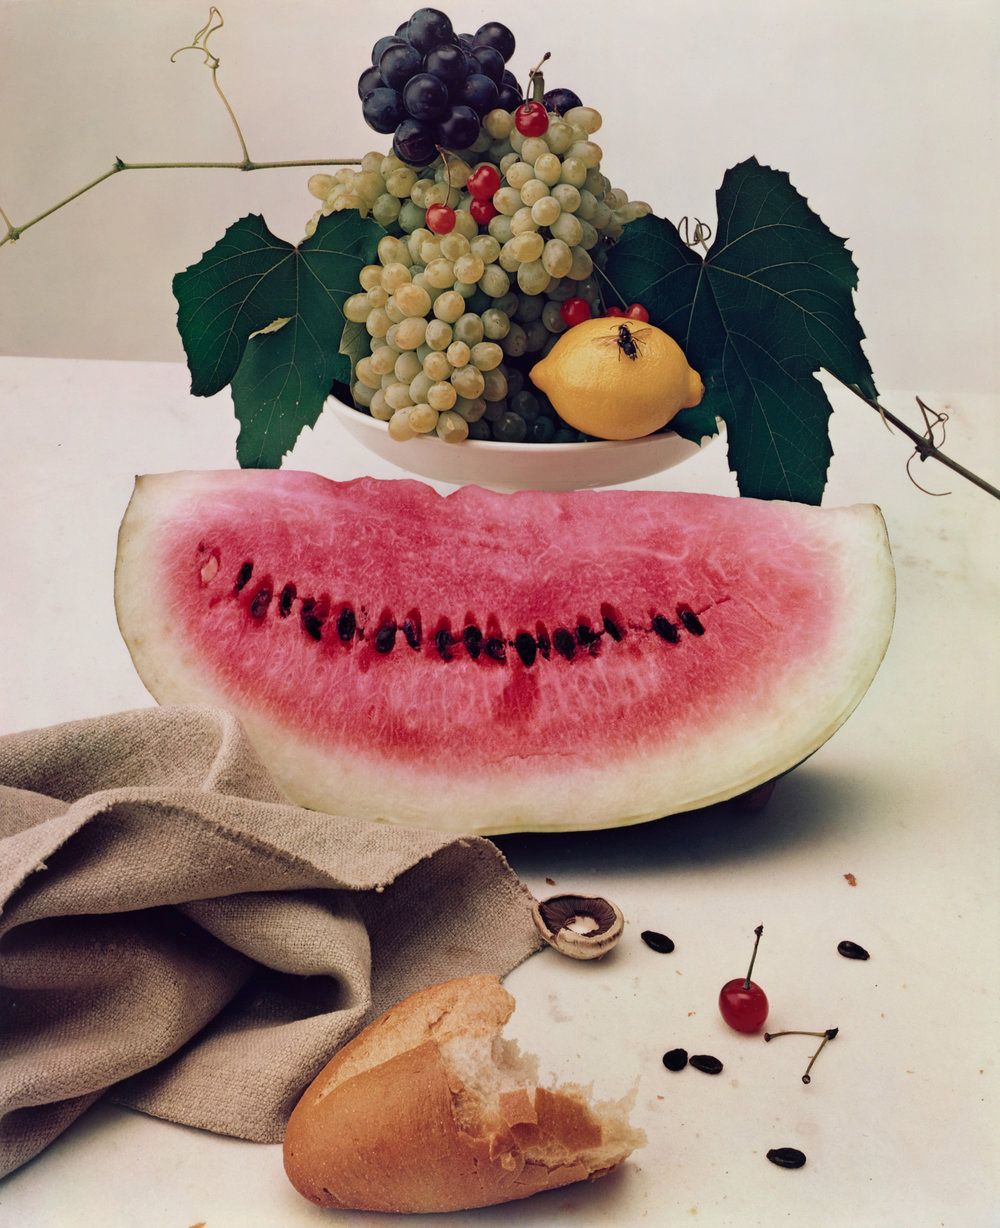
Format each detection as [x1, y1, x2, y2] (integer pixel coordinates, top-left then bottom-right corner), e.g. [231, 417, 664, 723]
[0, 0, 998, 399]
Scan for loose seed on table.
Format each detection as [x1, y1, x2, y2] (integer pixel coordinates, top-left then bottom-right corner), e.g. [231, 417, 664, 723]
[689, 1054, 723, 1075]
[662, 1048, 687, 1072]
[837, 940, 870, 960]
[766, 1147, 807, 1169]
[641, 930, 675, 953]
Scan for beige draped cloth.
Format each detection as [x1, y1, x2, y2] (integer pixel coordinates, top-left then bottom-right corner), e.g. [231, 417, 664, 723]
[0, 706, 541, 1179]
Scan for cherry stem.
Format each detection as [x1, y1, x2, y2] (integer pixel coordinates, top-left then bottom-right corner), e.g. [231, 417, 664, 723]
[743, 924, 764, 990]
[435, 146, 453, 193]
[763, 1027, 839, 1084]
[528, 52, 550, 102]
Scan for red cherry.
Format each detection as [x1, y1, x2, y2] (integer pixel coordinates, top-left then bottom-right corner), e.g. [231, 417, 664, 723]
[514, 101, 549, 137]
[469, 197, 498, 225]
[626, 303, 650, 321]
[719, 924, 769, 1033]
[606, 306, 625, 317]
[467, 163, 502, 200]
[425, 203, 456, 235]
[560, 297, 591, 327]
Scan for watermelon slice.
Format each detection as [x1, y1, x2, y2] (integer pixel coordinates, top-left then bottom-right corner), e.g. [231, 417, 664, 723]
[115, 472, 894, 834]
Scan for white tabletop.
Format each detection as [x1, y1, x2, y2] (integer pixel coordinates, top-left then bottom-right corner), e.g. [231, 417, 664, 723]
[0, 355, 997, 1227]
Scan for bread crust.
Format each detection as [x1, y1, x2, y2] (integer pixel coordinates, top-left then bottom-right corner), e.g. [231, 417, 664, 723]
[283, 975, 642, 1213]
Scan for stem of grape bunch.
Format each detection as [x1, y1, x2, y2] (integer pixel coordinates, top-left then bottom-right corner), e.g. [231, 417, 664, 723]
[0, 6, 362, 250]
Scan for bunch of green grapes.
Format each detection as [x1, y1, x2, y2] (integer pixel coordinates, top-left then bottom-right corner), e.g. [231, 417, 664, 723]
[313, 104, 651, 444]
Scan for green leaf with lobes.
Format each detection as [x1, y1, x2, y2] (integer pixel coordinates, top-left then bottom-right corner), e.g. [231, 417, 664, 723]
[173, 210, 384, 467]
[605, 158, 877, 504]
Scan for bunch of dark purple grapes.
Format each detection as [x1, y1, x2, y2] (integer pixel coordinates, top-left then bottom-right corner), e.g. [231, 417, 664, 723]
[358, 9, 523, 165]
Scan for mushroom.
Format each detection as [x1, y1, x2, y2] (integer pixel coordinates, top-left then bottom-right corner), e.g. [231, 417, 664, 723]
[531, 894, 625, 960]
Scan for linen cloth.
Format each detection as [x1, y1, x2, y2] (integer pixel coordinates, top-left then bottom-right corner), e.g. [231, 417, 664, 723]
[0, 706, 541, 1178]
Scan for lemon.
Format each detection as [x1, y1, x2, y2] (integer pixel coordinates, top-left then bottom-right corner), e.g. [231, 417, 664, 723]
[530, 317, 705, 440]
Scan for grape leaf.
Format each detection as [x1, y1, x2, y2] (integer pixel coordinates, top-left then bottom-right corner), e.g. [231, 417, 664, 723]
[173, 210, 383, 467]
[605, 158, 877, 503]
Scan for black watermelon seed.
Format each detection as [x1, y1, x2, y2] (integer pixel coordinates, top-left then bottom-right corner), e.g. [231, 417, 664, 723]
[576, 623, 599, 647]
[652, 614, 679, 643]
[689, 1054, 723, 1075]
[337, 607, 357, 642]
[553, 628, 576, 660]
[484, 636, 507, 662]
[679, 609, 705, 636]
[536, 631, 551, 659]
[301, 601, 324, 641]
[662, 1048, 687, 1072]
[463, 625, 483, 659]
[641, 930, 675, 954]
[278, 583, 296, 616]
[374, 623, 397, 653]
[402, 618, 421, 649]
[602, 614, 624, 641]
[838, 940, 870, 961]
[767, 1148, 807, 1169]
[514, 633, 537, 667]
[435, 629, 455, 661]
[249, 587, 272, 619]
[234, 561, 253, 592]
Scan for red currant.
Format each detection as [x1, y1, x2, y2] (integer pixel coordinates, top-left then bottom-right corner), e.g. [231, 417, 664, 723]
[466, 163, 501, 201]
[719, 925, 769, 1033]
[469, 197, 498, 225]
[626, 303, 650, 322]
[606, 306, 625, 317]
[560, 297, 591, 327]
[425, 203, 456, 235]
[514, 101, 549, 137]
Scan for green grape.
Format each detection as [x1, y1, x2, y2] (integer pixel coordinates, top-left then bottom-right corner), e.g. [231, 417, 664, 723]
[383, 383, 414, 412]
[509, 128, 525, 153]
[565, 106, 603, 134]
[385, 323, 400, 349]
[398, 201, 426, 232]
[583, 168, 607, 196]
[409, 371, 434, 402]
[545, 119, 575, 155]
[510, 207, 539, 237]
[352, 379, 376, 408]
[625, 200, 652, 220]
[307, 172, 336, 200]
[493, 187, 522, 216]
[559, 157, 588, 188]
[380, 153, 404, 178]
[428, 381, 458, 410]
[605, 187, 629, 211]
[440, 233, 470, 261]
[519, 178, 548, 207]
[408, 404, 439, 434]
[481, 308, 510, 340]
[578, 220, 599, 251]
[505, 161, 534, 190]
[381, 262, 412, 293]
[454, 395, 487, 423]
[370, 344, 398, 375]
[420, 238, 444, 264]
[454, 281, 477, 300]
[550, 213, 584, 247]
[541, 238, 573, 278]
[410, 178, 433, 207]
[531, 196, 561, 227]
[479, 263, 510, 298]
[542, 301, 569, 333]
[516, 260, 551, 295]
[453, 313, 484, 345]
[453, 209, 478, 240]
[425, 318, 453, 350]
[394, 316, 428, 349]
[378, 236, 409, 265]
[394, 351, 422, 382]
[355, 170, 384, 201]
[482, 368, 508, 401]
[533, 154, 563, 187]
[425, 258, 457, 289]
[499, 152, 520, 174]
[568, 141, 603, 169]
[451, 364, 485, 399]
[359, 264, 383, 291]
[488, 141, 513, 163]
[551, 183, 581, 213]
[436, 410, 469, 443]
[484, 108, 514, 140]
[575, 189, 598, 221]
[394, 284, 432, 318]
[520, 136, 550, 163]
[488, 214, 515, 244]
[386, 167, 418, 198]
[498, 243, 521, 273]
[379, 371, 397, 390]
[369, 389, 393, 421]
[433, 291, 466, 324]
[568, 246, 593, 280]
[360, 151, 384, 173]
[388, 409, 416, 441]
[470, 341, 504, 371]
[509, 231, 544, 263]
[446, 340, 471, 368]
[343, 293, 370, 323]
[590, 201, 612, 229]
[453, 254, 486, 285]
[366, 286, 389, 310]
[423, 351, 452, 381]
[365, 307, 391, 338]
[415, 342, 432, 364]
[471, 234, 501, 264]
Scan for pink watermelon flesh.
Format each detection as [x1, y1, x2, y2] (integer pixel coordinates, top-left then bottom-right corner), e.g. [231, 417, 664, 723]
[114, 472, 895, 834]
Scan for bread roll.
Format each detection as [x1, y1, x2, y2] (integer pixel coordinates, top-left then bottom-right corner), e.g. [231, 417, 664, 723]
[283, 975, 646, 1213]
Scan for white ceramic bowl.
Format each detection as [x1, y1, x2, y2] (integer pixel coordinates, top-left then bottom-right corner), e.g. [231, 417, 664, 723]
[330, 397, 716, 492]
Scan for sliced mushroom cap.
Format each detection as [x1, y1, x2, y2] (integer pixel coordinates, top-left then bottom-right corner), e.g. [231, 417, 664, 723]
[531, 894, 625, 960]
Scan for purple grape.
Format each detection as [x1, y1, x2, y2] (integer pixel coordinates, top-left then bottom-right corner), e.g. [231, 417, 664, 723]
[543, 87, 583, 115]
[424, 43, 467, 84]
[402, 72, 450, 121]
[393, 117, 437, 166]
[357, 65, 383, 100]
[372, 35, 404, 65]
[469, 45, 504, 86]
[497, 83, 523, 111]
[454, 73, 498, 116]
[502, 69, 520, 88]
[473, 21, 515, 62]
[378, 42, 423, 91]
[362, 88, 406, 134]
[395, 20, 410, 38]
[407, 8, 453, 54]
[435, 105, 480, 150]
[456, 32, 475, 49]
